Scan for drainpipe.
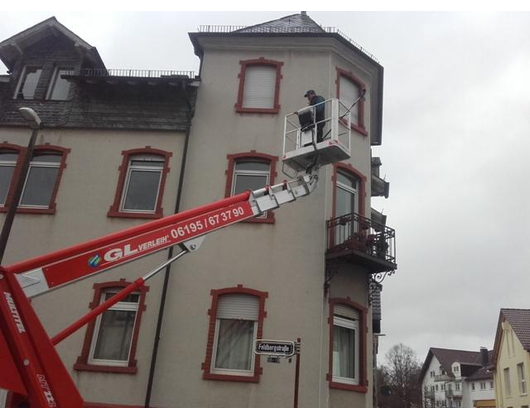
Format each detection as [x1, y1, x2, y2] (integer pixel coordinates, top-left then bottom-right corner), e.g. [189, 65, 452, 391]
[144, 80, 194, 407]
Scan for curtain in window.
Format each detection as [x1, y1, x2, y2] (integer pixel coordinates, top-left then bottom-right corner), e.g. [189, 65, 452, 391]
[214, 294, 259, 372]
[93, 310, 136, 361]
[333, 324, 356, 380]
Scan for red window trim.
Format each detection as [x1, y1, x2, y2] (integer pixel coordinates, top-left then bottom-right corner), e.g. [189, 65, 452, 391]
[225, 151, 278, 224]
[107, 147, 172, 220]
[327, 297, 368, 393]
[74, 279, 149, 375]
[202, 285, 268, 383]
[0, 143, 70, 215]
[331, 163, 367, 219]
[336, 67, 368, 136]
[235, 57, 284, 114]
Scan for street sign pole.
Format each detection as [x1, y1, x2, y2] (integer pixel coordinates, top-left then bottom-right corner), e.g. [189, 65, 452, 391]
[294, 338, 301, 408]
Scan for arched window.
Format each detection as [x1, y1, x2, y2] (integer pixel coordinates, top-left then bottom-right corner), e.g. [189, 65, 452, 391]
[235, 58, 283, 114]
[336, 68, 367, 136]
[203, 286, 268, 382]
[328, 298, 368, 393]
[74, 280, 149, 374]
[20, 145, 69, 214]
[108, 148, 172, 219]
[225, 151, 278, 223]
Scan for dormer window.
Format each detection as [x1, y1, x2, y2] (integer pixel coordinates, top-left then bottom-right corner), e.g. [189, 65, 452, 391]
[14, 66, 42, 100]
[47, 67, 74, 100]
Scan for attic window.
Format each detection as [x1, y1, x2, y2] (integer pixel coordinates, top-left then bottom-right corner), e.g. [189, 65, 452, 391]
[14, 66, 42, 100]
[47, 67, 74, 101]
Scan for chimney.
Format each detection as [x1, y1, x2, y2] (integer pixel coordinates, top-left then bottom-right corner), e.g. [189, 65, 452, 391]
[480, 347, 489, 366]
[301, 11, 307, 16]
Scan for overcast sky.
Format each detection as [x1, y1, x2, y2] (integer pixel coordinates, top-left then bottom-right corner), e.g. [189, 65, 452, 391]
[1, 9, 529, 368]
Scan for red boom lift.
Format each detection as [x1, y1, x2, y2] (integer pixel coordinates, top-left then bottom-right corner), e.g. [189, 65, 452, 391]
[0, 97, 356, 407]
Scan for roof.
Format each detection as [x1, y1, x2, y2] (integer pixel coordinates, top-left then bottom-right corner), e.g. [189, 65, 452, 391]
[420, 347, 492, 381]
[234, 12, 326, 34]
[502, 308, 530, 351]
[492, 308, 530, 366]
[465, 366, 493, 381]
[0, 16, 104, 70]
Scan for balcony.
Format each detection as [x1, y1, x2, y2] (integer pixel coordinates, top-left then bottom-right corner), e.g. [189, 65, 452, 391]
[326, 212, 397, 273]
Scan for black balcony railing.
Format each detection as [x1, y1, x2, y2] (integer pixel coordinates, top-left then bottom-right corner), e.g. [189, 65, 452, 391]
[327, 212, 396, 271]
[75, 69, 196, 79]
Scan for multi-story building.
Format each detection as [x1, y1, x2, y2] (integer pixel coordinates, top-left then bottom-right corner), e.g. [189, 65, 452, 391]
[420, 347, 495, 408]
[492, 308, 530, 408]
[0, 12, 396, 407]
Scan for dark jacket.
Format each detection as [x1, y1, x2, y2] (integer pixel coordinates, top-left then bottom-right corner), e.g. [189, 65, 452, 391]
[310, 95, 325, 121]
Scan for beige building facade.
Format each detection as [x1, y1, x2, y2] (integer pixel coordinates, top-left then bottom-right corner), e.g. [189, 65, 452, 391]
[0, 13, 396, 407]
[492, 309, 530, 408]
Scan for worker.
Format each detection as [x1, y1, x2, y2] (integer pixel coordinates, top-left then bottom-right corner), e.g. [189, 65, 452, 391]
[304, 89, 325, 142]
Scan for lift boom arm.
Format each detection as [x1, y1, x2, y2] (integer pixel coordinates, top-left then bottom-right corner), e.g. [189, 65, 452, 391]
[0, 171, 318, 407]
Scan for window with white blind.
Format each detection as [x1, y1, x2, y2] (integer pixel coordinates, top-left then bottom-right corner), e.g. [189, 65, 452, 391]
[211, 294, 259, 376]
[339, 76, 361, 125]
[236, 58, 283, 113]
[242, 66, 276, 109]
[332, 304, 360, 386]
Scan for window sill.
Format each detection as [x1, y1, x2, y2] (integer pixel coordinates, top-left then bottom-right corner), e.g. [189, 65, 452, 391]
[73, 362, 137, 374]
[235, 106, 280, 115]
[0, 207, 55, 215]
[203, 371, 260, 383]
[241, 215, 275, 224]
[329, 381, 368, 393]
[107, 210, 163, 220]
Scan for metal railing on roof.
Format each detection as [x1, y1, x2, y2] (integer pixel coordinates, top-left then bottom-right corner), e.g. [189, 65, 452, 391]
[197, 25, 379, 63]
[77, 69, 196, 79]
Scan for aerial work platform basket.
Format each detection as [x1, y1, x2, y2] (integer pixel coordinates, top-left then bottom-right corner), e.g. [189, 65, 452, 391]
[282, 98, 352, 172]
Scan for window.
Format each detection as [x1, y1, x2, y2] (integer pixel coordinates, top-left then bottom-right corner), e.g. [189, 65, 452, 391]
[74, 280, 149, 374]
[453, 365, 460, 372]
[0, 151, 19, 205]
[14, 66, 42, 100]
[225, 152, 278, 224]
[480, 382, 486, 390]
[20, 153, 61, 208]
[108, 148, 172, 219]
[518, 363, 527, 395]
[212, 295, 258, 374]
[471, 383, 475, 391]
[203, 286, 268, 382]
[456, 382, 461, 391]
[504, 367, 512, 397]
[490, 381, 494, 389]
[121, 155, 164, 212]
[235, 58, 283, 114]
[336, 67, 367, 135]
[89, 290, 139, 366]
[328, 298, 367, 392]
[46, 67, 74, 100]
[430, 371, 435, 378]
[332, 306, 359, 385]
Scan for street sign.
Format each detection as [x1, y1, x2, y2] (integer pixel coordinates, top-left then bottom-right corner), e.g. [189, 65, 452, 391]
[254, 340, 296, 357]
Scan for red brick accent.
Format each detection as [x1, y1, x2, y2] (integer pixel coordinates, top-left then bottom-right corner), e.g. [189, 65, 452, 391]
[336, 67, 368, 136]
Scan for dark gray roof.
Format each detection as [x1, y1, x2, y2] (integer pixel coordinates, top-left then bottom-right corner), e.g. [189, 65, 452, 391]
[502, 308, 530, 351]
[465, 366, 493, 382]
[234, 12, 326, 34]
[420, 347, 492, 381]
[0, 16, 104, 70]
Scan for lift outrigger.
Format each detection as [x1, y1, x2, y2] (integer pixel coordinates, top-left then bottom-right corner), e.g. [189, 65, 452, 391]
[0, 97, 356, 407]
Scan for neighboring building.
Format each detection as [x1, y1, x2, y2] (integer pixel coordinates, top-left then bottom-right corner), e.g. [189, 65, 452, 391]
[420, 347, 495, 408]
[0, 12, 396, 407]
[491, 309, 530, 408]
